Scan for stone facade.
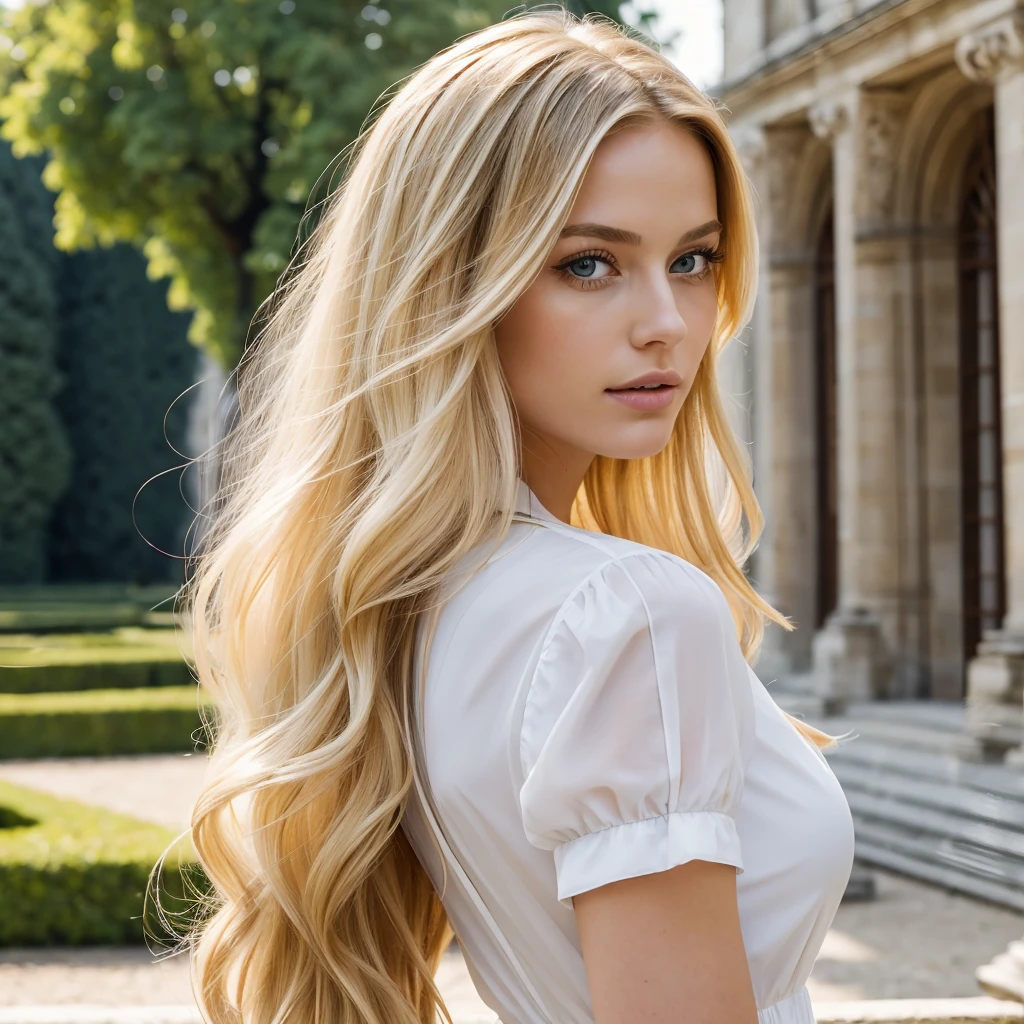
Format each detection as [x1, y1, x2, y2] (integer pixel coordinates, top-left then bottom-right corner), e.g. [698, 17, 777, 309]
[712, 0, 1024, 763]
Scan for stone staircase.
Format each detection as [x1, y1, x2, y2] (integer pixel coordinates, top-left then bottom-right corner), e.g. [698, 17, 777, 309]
[771, 692, 1024, 911]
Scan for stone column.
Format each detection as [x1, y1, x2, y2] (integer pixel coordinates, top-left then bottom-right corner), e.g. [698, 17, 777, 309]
[955, 16, 1024, 1004]
[807, 88, 917, 711]
[185, 349, 232, 570]
[718, 131, 760, 456]
[956, 14, 1024, 765]
[733, 122, 823, 692]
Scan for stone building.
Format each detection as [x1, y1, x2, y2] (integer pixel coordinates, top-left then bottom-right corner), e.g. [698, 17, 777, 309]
[711, 0, 1024, 768]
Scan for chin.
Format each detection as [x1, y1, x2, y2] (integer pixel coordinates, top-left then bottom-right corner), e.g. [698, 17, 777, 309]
[591, 427, 677, 462]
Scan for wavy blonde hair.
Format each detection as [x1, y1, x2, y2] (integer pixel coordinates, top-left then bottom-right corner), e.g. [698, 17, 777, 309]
[176, 9, 840, 1024]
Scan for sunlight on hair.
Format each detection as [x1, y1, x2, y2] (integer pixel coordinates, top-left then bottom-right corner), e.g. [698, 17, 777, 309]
[165, 10, 843, 1024]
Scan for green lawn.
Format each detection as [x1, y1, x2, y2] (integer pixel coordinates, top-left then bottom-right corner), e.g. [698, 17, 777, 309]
[0, 778, 209, 946]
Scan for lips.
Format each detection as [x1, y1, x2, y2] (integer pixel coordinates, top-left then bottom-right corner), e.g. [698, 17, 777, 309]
[606, 370, 683, 390]
[605, 383, 678, 410]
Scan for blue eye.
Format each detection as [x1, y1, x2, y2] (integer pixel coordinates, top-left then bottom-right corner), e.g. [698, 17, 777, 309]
[568, 257, 600, 278]
[672, 247, 725, 277]
[556, 251, 615, 282]
[553, 245, 724, 290]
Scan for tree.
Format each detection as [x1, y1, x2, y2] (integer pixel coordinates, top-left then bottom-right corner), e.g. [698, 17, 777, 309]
[0, 143, 71, 583]
[0, 0, 647, 371]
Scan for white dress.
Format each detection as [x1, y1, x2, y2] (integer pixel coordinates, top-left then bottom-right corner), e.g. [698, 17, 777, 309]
[401, 478, 855, 1024]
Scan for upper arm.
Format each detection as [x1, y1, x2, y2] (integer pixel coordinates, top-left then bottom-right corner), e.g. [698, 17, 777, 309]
[573, 859, 757, 1024]
[516, 550, 758, 1022]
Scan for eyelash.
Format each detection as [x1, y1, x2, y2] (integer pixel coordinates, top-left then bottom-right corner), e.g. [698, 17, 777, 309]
[552, 246, 726, 290]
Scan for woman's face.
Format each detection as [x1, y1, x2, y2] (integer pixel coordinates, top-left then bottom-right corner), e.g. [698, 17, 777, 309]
[494, 117, 722, 507]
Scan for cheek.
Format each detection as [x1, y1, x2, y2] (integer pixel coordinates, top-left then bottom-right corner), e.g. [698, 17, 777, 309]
[686, 285, 720, 355]
[494, 283, 600, 410]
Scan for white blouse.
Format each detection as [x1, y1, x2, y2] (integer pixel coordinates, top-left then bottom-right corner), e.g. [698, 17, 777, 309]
[401, 478, 855, 1024]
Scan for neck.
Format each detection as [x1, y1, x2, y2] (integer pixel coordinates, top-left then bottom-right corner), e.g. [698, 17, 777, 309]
[520, 450, 594, 525]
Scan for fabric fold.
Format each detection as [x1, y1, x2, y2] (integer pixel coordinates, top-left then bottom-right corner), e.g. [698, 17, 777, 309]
[552, 808, 743, 908]
[517, 548, 756, 901]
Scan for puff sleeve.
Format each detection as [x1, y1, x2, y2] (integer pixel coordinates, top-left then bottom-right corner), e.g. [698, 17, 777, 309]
[517, 549, 756, 908]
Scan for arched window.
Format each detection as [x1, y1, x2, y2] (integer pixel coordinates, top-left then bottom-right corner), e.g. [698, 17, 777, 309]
[813, 210, 838, 629]
[958, 106, 1005, 670]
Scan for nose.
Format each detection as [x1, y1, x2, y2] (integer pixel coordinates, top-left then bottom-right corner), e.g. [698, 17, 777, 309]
[627, 270, 688, 349]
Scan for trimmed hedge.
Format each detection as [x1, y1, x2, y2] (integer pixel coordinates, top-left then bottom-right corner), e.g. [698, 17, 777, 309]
[0, 602, 144, 633]
[0, 582, 180, 634]
[0, 628, 193, 694]
[0, 686, 214, 758]
[0, 582, 181, 602]
[0, 779, 211, 946]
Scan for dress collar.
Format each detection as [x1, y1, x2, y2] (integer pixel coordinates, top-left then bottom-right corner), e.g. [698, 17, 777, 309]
[514, 478, 565, 525]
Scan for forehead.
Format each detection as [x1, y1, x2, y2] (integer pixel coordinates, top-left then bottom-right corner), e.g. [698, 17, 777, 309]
[566, 120, 718, 232]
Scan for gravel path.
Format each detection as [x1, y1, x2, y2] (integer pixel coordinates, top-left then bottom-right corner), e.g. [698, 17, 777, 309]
[1, 754, 1021, 1009]
[0, 754, 210, 833]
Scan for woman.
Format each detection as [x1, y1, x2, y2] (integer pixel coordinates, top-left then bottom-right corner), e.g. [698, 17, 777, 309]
[180, 9, 855, 1024]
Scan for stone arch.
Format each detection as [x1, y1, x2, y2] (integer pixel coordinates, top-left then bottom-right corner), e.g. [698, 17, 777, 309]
[892, 66, 994, 226]
[792, 137, 833, 248]
[754, 126, 837, 680]
[889, 65, 995, 695]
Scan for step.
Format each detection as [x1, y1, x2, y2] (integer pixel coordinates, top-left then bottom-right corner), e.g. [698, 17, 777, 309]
[853, 835, 1024, 912]
[841, 700, 968, 732]
[853, 824, 1024, 908]
[793, 702, 1024, 910]
[845, 792, 1024, 883]
[814, 997, 1024, 1023]
[824, 739, 1024, 801]
[818, 717, 968, 756]
[832, 760, 1024, 831]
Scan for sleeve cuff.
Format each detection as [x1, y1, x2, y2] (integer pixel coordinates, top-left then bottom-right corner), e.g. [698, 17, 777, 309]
[553, 810, 743, 909]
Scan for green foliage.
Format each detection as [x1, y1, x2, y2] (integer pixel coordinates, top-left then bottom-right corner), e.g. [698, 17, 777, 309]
[0, 139, 194, 586]
[0, 779, 209, 946]
[0, 581, 180, 631]
[48, 243, 197, 585]
[0, 600, 144, 632]
[0, 0, 648, 368]
[0, 685, 213, 756]
[0, 627, 191, 693]
[0, 144, 72, 583]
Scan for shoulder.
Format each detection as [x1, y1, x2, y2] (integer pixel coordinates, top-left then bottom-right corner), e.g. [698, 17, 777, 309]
[440, 519, 712, 625]
[435, 521, 737, 681]
[536, 540, 735, 659]
[520, 542, 752, 763]
[514, 535, 758, 889]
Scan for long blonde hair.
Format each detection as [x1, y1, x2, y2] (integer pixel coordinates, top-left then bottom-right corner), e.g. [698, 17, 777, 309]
[178, 10, 839, 1024]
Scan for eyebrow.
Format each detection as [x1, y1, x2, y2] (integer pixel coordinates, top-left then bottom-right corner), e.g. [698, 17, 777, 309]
[557, 219, 723, 246]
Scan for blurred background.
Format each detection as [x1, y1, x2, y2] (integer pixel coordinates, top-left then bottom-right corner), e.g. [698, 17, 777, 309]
[0, 0, 1023, 1021]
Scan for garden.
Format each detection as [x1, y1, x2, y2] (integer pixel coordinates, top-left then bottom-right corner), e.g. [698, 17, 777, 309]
[0, 585, 212, 948]
[0, 0, 647, 977]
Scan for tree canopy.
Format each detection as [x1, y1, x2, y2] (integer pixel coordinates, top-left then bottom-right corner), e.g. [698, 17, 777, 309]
[0, 143, 71, 582]
[0, 0, 653, 369]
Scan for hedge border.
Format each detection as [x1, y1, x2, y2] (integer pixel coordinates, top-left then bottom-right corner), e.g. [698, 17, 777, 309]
[0, 686, 214, 758]
[0, 778, 211, 946]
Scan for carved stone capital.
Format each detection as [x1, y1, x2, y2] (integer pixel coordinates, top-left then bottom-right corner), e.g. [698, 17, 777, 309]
[732, 125, 767, 178]
[764, 126, 809, 245]
[855, 89, 910, 223]
[808, 98, 850, 142]
[955, 12, 1024, 84]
